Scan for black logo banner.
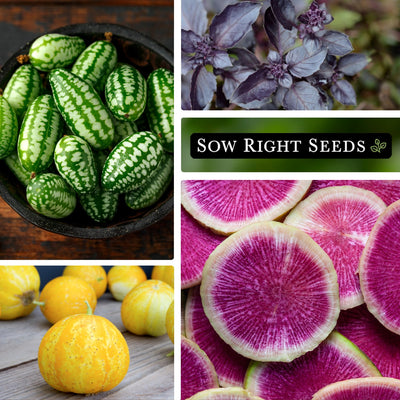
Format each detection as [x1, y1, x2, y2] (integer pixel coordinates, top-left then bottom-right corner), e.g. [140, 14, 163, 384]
[190, 133, 392, 159]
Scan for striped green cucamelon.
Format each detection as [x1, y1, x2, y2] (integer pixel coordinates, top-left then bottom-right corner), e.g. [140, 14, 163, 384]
[26, 173, 77, 219]
[49, 68, 114, 150]
[4, 151, 31, 186]
[79, 150, 118, 222]
[125, 152, 173, 210]
[112, 118, 138, 146]
[105, 63, 147, 121]
[2, 64, 42, 121]
[72, 40, 118, 92]
[79, 187, 119, 223]
[0, 96, 18, 159]
[54, 135, 98, 194]
[146, 68, 174, 153]
[29, 33, 86, 72]
[17, 94, 63, 174]
[101, 131, 163, 194]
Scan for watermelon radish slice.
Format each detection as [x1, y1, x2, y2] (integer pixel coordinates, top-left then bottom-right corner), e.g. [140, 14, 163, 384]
[181, 180, 311, 235]
[308, 180, 400, 206]
[187, 387, 264, 400]
[336, 304, 400, 379]
[200, 221, 340, 362]
[181, 206, 225, 288]
[186, 285, 251, 387]
[181, 336, 219, 400]
[285, 186, 386, 310]
[359, 199, 400, 335]
[312, 377, 400, 400]
[244, 331, 381, 400]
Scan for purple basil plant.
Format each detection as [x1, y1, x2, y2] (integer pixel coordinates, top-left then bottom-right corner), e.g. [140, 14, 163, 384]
[181, 0, 369, 110]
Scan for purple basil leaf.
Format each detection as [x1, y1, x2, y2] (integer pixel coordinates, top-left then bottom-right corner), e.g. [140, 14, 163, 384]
[203, 0, 238, 14]
[228, 47, 260, 68]
[291, 0, 311, 15]
[271, 0, 297, 30]
[337, 53, 369, 76]
[211, 50, 233, 69]
[287, 42, 327, 78]
[321, 31, 353, 56]
[216, 84, 230, 109]
[274, 86, 289, 107]
[331, 79, 357, 105]
[190, 66, 217, 110]
[231, 68, 278, 108]
[316, 87, 334, 110]
[181, 29, 201, 53]
[264, 7, 297, 54]
[283, 81, 322, 109]
[209, 2, 262, 48]
[182, 0, 208, 36]
[182, 53, 193, 75]
[182, 71, 193, 110]
[222, 65, 257, 100]
[278, 72, 293, 88]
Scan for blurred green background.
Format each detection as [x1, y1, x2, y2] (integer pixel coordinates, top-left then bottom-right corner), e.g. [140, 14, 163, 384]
[329, 0, 400, 109]
[182, 118, 400, 172]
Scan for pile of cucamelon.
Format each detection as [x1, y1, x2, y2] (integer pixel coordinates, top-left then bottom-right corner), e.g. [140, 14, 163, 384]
[181, 180, 400, 400]
[0, 32, 173, 223]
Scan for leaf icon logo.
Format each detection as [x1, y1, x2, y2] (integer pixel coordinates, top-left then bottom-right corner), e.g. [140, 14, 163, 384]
[371, 139, 386, 153]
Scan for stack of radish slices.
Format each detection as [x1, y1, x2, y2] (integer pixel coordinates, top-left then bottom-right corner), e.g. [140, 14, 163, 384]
[181, 180, 400, 400]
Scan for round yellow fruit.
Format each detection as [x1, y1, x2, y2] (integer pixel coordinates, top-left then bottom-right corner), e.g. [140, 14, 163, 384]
[38, 305, 130, 394]
[38, 275, 97, 324]
[165, 300, 174, 343]
[121, 279, 174, 336]
[0, 266, 40, 320]
[151, 265, 174, 288]
[63, 265, 107, 298]
[107, 265, 147, 301]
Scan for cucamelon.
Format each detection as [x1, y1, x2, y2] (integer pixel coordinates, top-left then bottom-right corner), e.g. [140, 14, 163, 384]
[112, 118, 138, 146]
[72, 40, 118, 92]
[105, 63, 147, 121]
[4, 151, 31, 186]
[17, 94, 63, 174]
[2, 64, 42, 121]
[29, 33, 86, 72]
[146, 68, 174, 153]
[79, 187, 119, 223]
[26, 173, 76, 218]
[101, 131, 163, 194]
[0, 96, 18, 159]
[125, 152, 173, 209]
[54, 135, 98, 194]
[49, 68, 115, 150]
[79, 150, 118, 222]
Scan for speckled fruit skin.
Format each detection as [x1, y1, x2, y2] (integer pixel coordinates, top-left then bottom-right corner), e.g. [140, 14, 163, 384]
[38, 312, 130, 394]
[165, 300, 174, 343]
[38, 275, 97, 324]
[0, 266, 40, 320]
[121, 279, 174, 336]
[151, 265, 174, 288]
[107, 265, 147, 301]
[63, 266, 107, 298]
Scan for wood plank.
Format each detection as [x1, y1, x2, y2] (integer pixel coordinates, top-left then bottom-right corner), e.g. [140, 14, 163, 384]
[0, 293, 174, 399]
[0, 198, 173, 259]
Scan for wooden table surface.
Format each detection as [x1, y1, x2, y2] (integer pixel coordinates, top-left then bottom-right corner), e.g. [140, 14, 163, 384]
[0, 0, 174, 260]
[0, 292, 174, 399]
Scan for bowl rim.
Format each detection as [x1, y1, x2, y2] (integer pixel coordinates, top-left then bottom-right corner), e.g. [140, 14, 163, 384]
[0, 22, 173, 240]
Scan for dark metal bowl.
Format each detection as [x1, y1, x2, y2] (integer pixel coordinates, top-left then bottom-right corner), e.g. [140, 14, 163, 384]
[0, 23, 173, 239]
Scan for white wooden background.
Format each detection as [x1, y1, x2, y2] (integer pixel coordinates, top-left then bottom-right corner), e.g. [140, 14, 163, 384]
[0, 293, 174, 399]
